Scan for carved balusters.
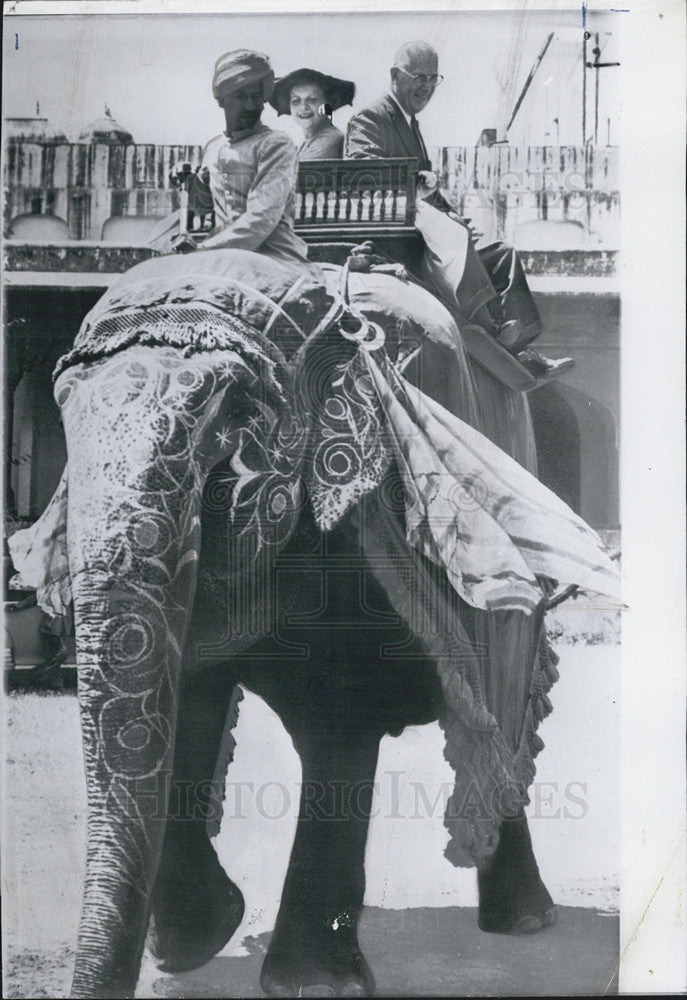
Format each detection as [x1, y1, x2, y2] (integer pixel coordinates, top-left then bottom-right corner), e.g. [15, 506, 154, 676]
[332, 177, 342, 221]
[293, 158, 419, 227]
[390, 186, 398, 222]
[343, 181, 352, 222]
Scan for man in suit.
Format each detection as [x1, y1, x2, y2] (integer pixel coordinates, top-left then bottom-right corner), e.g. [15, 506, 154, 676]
[345, 41, 436, 170]
[345, 42, 552, 359]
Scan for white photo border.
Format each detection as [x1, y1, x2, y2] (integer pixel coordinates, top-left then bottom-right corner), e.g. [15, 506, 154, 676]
[2, 0, 685, 993]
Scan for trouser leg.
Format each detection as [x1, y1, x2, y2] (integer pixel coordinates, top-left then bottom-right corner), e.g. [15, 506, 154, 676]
[478, 243, 543, 347]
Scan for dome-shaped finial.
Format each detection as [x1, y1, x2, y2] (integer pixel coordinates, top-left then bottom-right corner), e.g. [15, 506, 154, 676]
[79, 106, 133, 144]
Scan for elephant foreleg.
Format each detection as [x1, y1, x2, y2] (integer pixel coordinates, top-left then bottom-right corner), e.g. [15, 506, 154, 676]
[148, 667, 245, 972]
[260, 717, 382, 998]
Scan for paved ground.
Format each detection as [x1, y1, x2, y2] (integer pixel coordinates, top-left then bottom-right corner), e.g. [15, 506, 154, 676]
[2, 606, 620, 997]
[139, 906, 618, 997]
[3, 904, 618, 998]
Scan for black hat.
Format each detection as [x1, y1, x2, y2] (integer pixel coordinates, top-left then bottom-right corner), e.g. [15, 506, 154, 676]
[269, 68, 356, 116]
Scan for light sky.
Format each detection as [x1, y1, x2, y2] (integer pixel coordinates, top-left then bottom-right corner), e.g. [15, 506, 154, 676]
[2, 8, 620, 149]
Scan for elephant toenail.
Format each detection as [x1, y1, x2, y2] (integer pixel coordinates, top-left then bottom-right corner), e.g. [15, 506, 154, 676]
[299, 986, 336, 998]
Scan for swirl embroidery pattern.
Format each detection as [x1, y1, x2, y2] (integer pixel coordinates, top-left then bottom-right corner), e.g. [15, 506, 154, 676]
[55, 345, 271, 987]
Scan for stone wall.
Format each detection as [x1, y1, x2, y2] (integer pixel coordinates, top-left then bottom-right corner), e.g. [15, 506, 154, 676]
[436, 145, 619, 247]
[4, 141, 201, 240]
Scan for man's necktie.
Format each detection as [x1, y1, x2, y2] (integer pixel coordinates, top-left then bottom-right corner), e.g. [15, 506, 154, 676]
[410, 115, 430, 170]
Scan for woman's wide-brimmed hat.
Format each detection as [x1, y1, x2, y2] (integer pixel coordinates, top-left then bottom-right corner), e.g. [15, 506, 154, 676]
[212, 49, 275, 104]
[269, 68, 356, 116]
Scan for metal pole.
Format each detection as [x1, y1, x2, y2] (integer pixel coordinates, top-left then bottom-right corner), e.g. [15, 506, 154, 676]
[582, 32, 587, 145]
[594, 33, 600, 144]
[506, 32, 555, 135]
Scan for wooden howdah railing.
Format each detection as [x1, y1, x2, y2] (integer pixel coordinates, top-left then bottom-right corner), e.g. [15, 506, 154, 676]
[183, 157, 418, 233]
[181, 157, 423, 266]
[295, 157, 417, 228]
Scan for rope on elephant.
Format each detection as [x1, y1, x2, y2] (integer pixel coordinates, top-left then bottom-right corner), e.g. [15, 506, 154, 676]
[294, 250, 389, 369]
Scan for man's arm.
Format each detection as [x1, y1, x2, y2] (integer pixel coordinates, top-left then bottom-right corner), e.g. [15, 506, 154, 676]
[202, 133, 298, 251]
[344, 111, 388, 159]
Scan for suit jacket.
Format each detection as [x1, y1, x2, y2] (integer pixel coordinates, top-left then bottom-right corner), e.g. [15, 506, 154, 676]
[344, 94, 431, 170]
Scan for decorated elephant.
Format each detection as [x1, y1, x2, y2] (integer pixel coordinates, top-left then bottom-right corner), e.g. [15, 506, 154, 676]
[10, 246, 620, 998]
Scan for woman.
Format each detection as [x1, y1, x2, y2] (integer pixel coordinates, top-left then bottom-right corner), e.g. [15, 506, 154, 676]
[269, 67, 355, 160]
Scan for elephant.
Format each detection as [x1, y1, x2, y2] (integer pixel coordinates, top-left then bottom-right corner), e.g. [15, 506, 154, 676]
[16, 246, 619, 998]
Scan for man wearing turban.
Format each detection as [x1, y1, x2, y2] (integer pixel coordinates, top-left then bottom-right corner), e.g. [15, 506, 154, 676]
[178, 49, 309, 263]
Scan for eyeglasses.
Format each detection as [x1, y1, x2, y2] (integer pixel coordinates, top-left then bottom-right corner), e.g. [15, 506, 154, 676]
[394, 66, 444, 87]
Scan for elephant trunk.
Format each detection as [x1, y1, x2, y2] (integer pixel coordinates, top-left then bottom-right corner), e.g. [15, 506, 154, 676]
[69, 562, 191, 998]
[56, 346, 257, 997]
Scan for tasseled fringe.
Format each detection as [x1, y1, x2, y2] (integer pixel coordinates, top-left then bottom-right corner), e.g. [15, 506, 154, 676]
[54, 311, 287, 407]
[441, 620, 563, 869]
[533, 692, 554, 723]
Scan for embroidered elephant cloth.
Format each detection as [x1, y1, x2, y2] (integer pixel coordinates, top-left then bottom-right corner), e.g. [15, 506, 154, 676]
[8, 247, 622, 868]
[14, 247, 621, 618]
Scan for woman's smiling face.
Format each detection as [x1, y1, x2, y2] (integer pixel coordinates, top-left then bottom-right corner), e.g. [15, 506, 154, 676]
[290, 83, 326, 132]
